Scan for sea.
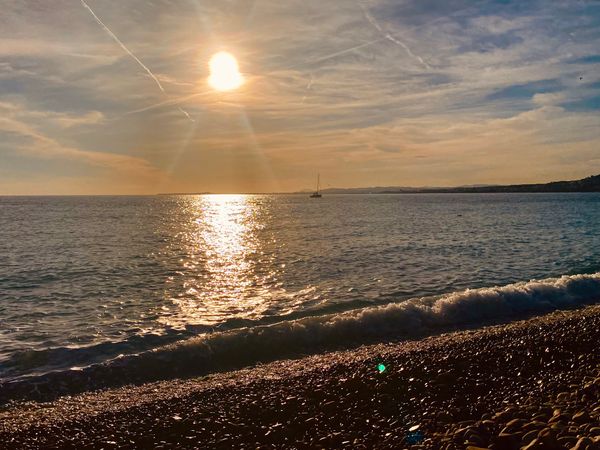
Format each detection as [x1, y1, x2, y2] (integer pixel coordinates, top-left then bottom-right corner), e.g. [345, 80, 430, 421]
[1, 193, 600, 397]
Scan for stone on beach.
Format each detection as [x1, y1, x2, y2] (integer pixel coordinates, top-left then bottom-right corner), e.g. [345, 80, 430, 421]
[0, 305, 598, 449]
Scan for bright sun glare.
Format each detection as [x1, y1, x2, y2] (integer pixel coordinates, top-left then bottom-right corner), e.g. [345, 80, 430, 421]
[208, 52, 244, 92]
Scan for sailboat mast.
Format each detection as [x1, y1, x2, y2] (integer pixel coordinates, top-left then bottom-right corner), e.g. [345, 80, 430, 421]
[310, 173, 322, 198]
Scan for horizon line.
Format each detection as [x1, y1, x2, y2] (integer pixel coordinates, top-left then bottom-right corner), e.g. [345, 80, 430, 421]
[1, 172, 598, 197]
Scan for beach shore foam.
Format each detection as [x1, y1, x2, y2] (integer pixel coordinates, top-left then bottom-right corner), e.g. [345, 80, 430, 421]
[1, 272, 599, 404]
[1, 304, 598, 449]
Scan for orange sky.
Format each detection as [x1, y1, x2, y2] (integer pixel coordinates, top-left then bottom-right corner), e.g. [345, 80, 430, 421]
[1, 0, 600, 194]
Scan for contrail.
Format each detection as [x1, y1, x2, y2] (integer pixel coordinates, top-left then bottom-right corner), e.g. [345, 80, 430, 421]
[178, 107, 194, 122]
[287, 37, 385, 103]
[81, 0, 194, 121]
[80, 0, 165, 93]
[357, 1, 430, 69]
[384, 33, 430, 69]
[126, 91, 212, 115]
[304, 38, 384, 67]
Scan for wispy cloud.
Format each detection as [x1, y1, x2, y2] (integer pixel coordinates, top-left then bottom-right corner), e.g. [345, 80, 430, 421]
[0, 101, 164, 183]
[1, 0, 600, 193]
[301, 74, 314, 103]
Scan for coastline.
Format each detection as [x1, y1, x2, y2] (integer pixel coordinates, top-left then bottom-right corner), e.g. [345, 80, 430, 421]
[1, 305, 598, 449]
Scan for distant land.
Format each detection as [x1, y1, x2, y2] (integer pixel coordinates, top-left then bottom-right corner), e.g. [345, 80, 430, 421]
[156, 174, 600, 195]
[316, 174, 600, 194]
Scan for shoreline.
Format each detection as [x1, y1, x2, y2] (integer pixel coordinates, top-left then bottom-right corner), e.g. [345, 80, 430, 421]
[1, 305, 599, 449]
[3, 272, 599, 406]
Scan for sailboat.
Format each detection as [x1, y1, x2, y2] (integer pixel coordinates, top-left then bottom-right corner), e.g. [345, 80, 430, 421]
[310, 173, 322, 198]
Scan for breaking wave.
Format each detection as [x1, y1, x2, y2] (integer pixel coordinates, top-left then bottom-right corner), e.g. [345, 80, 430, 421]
[1, 272, 599, 403]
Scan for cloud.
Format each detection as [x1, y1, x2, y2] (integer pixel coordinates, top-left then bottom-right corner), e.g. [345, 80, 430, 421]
[0, 102, 164, 183]
[470, 15, 532, 34]
[0, 38, 73, 57]
[532, 92, 568, 106]
[1, 0, 600, 192]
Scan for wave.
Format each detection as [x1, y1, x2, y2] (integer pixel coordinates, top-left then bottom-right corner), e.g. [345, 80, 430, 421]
[2, 272, 599, 403]
[0, 331, 193, 380]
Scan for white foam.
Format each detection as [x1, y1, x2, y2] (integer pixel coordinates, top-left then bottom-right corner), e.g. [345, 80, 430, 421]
[3, 273, 600, 401]
[133, 272, 600, 372]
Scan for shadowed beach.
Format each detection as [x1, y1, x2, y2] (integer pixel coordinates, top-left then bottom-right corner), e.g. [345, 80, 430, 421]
[1, 305, 598, 449]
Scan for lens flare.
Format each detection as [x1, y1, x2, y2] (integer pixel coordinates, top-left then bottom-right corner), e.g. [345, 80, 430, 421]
[208, 51, 244, 91]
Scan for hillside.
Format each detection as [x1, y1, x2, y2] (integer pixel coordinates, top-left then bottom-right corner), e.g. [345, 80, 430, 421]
[320, 174, 600, 194]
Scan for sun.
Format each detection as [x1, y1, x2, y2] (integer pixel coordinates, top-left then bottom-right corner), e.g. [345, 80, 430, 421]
[208, 51, 244, 92]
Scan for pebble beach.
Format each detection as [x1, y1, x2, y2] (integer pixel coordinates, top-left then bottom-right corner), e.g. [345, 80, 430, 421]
[1, 305, 598, 449]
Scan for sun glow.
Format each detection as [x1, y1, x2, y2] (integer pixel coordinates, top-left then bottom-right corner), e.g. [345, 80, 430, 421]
[208, 52, 244, 91]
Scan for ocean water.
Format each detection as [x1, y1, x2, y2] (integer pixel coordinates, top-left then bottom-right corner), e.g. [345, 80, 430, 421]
[1, 193, 600, 387]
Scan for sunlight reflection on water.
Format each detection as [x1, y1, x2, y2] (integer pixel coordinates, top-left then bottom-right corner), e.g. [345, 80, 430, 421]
[162, 195, 280, 328]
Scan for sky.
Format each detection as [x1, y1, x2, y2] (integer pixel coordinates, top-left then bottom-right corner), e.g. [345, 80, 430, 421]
[1, 0, 600, 194]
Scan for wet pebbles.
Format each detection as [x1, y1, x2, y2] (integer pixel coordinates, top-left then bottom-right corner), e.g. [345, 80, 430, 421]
[0, 305, 599, 449]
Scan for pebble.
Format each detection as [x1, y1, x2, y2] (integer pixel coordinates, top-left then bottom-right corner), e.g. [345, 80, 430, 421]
[0, 305, 598, 450]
